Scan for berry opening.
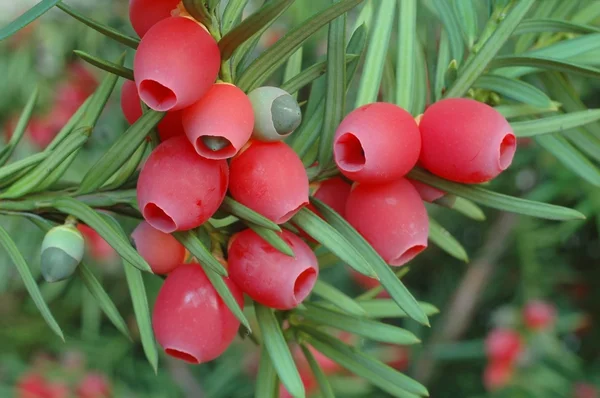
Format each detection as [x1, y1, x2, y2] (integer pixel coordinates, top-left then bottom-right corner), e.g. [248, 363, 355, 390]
[275, 201, 309, 224]
[335, 132, 366, 172]
[390, 245, 427, 266]
[143, 203, 177, 233]
[165, 348, 199, 364]
[196, 136, 234, 159]
[498, 133, 516, 170]
[139, 80, 177, 111]
[293, 268, 317, 304]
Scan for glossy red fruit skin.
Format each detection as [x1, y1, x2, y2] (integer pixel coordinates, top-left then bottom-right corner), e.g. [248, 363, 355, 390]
[333, 102, 421, 183]
[129, 0, 181, 38]
[16, 372, 48, 398]
[345, 178, 429, 266]
[523, 300, 556, 331]
[483, 360, 513, 391]
[152, 263, 243, 364]
[485, 328, 522, 364]
[134, 17, 220, 112]
[228, 229, 318, 310]
[120, 80, 185, 142]
[131, 221, 186, 274]
[77, 224, 117, 262]
[137, 136, 229, 233]
[229, 141, 309, 224]
[407, 179, 447, 203]
[419, 98, 517, 184]
[311, 177, 352, 217]
[182, 83, 254, 159]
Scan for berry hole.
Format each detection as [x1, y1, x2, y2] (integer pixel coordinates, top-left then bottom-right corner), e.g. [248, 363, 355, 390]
[165, 348, 199, 364]
[498, 133, 516, 170]
[275, 201, 308, 224]
[143, 203, 177, 233]
[139, 80, 177, 111]
[293, 268, 317, 304]
[335, 132, 366, 172]
[391, 245, 426, 266]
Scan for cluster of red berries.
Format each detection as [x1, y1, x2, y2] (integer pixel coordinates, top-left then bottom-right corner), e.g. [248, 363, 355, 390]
[124, 1, 517, 366]
[484, 300, 556, 391]
[16, 351, 110, 398]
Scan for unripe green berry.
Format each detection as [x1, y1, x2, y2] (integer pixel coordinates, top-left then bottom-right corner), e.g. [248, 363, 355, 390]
[247, 86, 301, 142]
[40, 225, 85, 283]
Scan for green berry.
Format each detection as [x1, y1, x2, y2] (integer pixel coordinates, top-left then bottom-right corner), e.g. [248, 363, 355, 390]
[248, 86, 302, 142]
[40, 225, 84, 283]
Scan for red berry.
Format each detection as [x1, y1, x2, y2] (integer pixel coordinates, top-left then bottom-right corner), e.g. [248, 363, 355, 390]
[152, 263, 243, 364]
[182, 83, 254, 160]
[120, 80, 185, 142]
[131, 221, 186, 274]
[345, 178, 429, 266]
[228, 229, 318, 310]
[407, 179, 447, 204]
[523, 300, 556, 331]
[333, 102, 421, 183]
[419, 98, 516, 184]
[229, 141, 308, 224]
[483, 360, 513, 391]
[76, 372, 111, 398]
[574, 383, 598, 398]
[77, 224, 117, 262]
[46, 381, 70, 398]
[129, 0, 181, 38]
[485, 328, 522, 364]
[16, 372, 48, 398]
[134, 17, 220, 111]
[137, 136, 229, 233]
[311, 177, 352, 217]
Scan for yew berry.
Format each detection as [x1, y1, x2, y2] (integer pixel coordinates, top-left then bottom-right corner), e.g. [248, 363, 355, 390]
[40, 224, 84, 283]
[345, 178, 429, 266]
[483, 360, 513, 391]
[311, 177, 352, 217]
[131, 221, 186, 274]
[134, 17, 220, 112]
[228, 229, 318, 310]
[247, 86, 302, 141]
[76, 372, 111, 398]
[574, 383, 598, 398]
[129, 0, 181, 38]
[16, 372, 48, 398]
[419, 98, 516, 184]
[229, 141, 308, 224]
[137, 136, 229, 233]
[182, 83, 254, 159]
[333, 102, 421, 183]
[485, 328, 522, 364]
[120, 80, 184, 142]
[46, 381, 70, 398]
[523, 300, 556, 331]
[77, 224, 117, 262]
[152, 263, 243, 364]
[407, 179, 450, 204]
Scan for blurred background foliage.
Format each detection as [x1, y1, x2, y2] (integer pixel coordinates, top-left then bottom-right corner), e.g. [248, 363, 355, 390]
[1, 0, 600, 397]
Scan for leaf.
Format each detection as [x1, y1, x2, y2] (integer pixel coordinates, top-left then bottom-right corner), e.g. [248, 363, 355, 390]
[237, 0, 366, 92]
[299, 345, 335, 398]
[309, 198, 429, 326]
[291, 208, 376, 278]
[448, 197, 486, 221]
[220, 197, 281, 231]
[514, 0, 560, 53]
[52, 197, 153, 273]
[78, 110, 164, 194]
[345, 24, 368, 86]
[246, 223, 294, 257]
[311, 280, 366, 316]
[0, 87, 39, 165]
[77, 263, 131, 340]
[74, 50, 134, 80]
[443, 0, 536, 98]
[56, 3, 139, 48]
[173, 231, 228, 276]
[513, 18, 600, 36]
[283, 47, 303, 99]
[357, 299, 440, 319]
[489, 56, 600, 79]
[473, 74, 553, 108]
[412, 45, 428, 115]
[536, 134, 600, 187]
[495, 102, 560, 119]
[1, 131, 88, 199]
[354, 0, 395, 107]
[434, 31, 451, 101]
[512, 109, 600, 137]
[429, 218, 469, 262]
[571, 1, 600, 24]
[219, 0, 295, 61]
[255, 345, 279, 398]
[300, 326, 428, 397]
[407, 168, 585, 221]
[396, 0, 417, 112]
[222, 0, 250, 34]
[0, 153, 49, 186]
[0, 0, 60, 41]
[454, 0, 478, 49]
[255, 303, 304, 398]
[297, 303, 421, 345]
[432, 0, 464, 65]
[45, 97, 91, 152]
[101, 140, 148, 191]
[281, 55, 356, 95]
[318, 0, 346, 170]
[0, 225, 64, 340]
